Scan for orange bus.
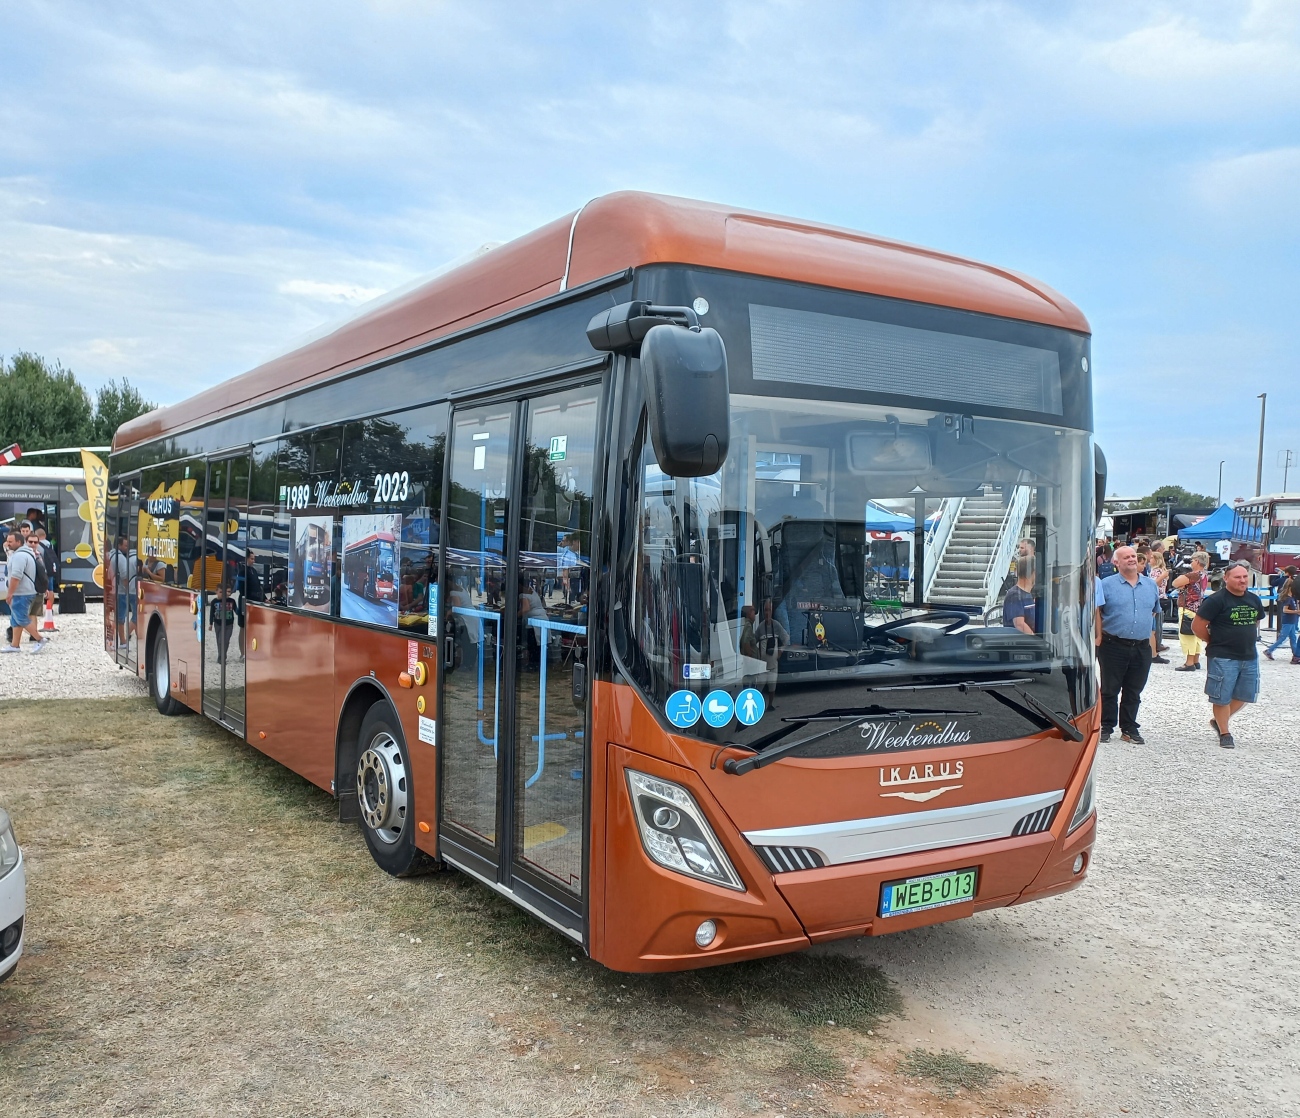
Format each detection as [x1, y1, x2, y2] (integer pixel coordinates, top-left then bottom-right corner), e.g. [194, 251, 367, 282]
[105, 192, 1101, 971]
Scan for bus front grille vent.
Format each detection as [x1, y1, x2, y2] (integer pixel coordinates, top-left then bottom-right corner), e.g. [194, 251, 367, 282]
[1011, 803, 1060, 837]
[754, 845, 826, 873]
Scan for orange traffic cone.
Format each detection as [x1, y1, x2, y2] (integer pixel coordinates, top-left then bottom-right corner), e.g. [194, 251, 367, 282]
[41, 601, 56, 632]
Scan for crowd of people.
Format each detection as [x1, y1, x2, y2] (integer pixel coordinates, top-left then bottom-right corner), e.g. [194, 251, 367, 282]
[1094, 533, 1280, 750]
[1, 513, 59, 654]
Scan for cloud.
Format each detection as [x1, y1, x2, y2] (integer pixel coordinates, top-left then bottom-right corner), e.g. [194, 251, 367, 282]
[1190, 145, 1300, 224]
[0, 0, 1297, 502]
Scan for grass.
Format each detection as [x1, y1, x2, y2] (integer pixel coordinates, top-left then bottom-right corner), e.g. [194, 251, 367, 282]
[0, 696, 1035, 1117]
[898, 1047, 1002, 1095]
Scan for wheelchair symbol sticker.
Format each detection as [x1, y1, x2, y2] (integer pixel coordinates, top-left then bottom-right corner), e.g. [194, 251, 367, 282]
[665, 690, 702, 728]
[702, 690, 735, 728]
[735, 688, 766, 726]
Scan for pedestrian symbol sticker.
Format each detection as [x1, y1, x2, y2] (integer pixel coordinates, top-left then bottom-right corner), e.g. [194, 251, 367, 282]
[702, 690, 734, 728]
[735, 688, 765, 726]
[665, 690, 702, 728]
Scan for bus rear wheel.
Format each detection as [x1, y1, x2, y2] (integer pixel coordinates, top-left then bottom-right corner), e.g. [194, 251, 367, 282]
[150, 628, 187, 716]
[356, 702, 429, 877]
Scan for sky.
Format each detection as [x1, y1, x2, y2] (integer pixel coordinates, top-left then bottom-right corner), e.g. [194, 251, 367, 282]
[1, 0, 1297, 502]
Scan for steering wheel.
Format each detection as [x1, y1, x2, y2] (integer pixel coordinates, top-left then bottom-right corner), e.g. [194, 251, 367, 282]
[863, 611, 970, 639]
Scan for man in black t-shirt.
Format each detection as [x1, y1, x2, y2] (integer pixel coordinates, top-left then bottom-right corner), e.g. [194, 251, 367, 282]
[1193, 561, 1264, 750]
[1002, 556, 1038, 634]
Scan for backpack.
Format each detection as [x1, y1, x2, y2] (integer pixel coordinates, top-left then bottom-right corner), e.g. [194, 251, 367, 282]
[31, 550, 48, 594]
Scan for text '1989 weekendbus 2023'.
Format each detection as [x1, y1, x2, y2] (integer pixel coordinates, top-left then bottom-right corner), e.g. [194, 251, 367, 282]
[106, 193, 1103, 971]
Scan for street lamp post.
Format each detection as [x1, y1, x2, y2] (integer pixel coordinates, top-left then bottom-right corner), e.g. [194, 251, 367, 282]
[1256, 393, 1267, 497]
[1217, 459, 1225, 506]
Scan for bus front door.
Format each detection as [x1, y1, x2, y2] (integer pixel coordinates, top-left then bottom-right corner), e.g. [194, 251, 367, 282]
[439, 383, 600, 939]
[201, 454, 250, 733]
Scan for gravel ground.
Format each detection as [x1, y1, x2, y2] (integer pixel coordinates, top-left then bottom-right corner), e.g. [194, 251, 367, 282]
[833, 640, 1300, 1117]
[0, 603, 148, 700]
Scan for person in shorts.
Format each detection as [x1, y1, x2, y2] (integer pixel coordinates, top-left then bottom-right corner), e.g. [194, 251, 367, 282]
[4, 533, 47, 653]
[1171, 552, 1210, 670]
[1193, 561, 1264, 749]
[110, 535, 137, 649]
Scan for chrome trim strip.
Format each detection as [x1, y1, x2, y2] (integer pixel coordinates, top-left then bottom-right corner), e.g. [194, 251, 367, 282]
[744, 790, 1065, 867]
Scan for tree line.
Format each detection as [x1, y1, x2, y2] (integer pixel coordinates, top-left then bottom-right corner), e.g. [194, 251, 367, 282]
[0, 352, 156, 462]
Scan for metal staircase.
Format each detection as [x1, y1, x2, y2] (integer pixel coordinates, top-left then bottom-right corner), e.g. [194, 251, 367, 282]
[927, 487, 1030, 610]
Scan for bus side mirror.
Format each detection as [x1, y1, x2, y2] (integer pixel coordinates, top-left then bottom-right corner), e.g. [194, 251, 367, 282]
[640, 324, 730, 478]
[1094, 444, 1107, 525]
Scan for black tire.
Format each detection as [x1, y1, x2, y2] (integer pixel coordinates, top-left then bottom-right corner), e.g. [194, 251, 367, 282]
[150, 627, 188, 716]
[355, 702, 430, 877]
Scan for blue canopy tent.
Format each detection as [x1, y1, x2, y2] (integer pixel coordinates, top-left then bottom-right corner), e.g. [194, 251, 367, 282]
[864, 501, 916, 533]
[1177, 503, 1259, 542]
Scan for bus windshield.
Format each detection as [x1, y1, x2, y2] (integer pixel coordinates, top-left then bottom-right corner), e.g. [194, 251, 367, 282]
[615, 393, 1095, 751]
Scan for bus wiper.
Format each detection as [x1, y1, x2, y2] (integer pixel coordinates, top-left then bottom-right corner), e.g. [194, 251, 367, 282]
[722, 707, 978, 775]
[868, 678, 1083, 742]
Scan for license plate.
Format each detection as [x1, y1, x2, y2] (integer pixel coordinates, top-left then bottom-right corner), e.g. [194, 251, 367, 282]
[879, 867, 977, 917]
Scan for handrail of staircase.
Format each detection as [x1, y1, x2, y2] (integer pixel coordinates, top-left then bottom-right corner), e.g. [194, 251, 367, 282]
[982, 485, 1033, 612]
[923, 496, 964, 601]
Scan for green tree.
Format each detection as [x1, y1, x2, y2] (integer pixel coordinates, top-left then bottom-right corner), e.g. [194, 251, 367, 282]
[92, 377, 156, 445]
[1132, 484, 1215, 508]
[0, 352, 93, 452]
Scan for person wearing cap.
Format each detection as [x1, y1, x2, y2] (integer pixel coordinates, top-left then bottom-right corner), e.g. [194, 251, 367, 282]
[1095, 545, 1161, 744]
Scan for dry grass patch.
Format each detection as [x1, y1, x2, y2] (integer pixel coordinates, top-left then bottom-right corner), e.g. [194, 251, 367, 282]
[0, 697, 1055, 1117]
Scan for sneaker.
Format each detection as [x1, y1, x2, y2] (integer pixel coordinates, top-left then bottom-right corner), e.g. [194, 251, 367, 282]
[1219, 732, 1236, 749]
[1152, 656, 1169, 664]
[1121, 730, 1146, 744]
[1099, 729, 1113, 743]
[27, 640, 45, 655]
[1265, 650, 1275, 660]
[0, 645, 18, 654]
[1209, 717, 1220, 733]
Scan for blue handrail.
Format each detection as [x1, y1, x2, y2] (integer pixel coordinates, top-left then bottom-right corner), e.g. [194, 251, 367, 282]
[453, 605, 501, 754]
[524, 617, 587, 788]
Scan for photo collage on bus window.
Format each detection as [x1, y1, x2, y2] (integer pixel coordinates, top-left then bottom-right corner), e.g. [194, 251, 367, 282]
[340, 404, 446, 635]
[340, 512, 402, 627]
[288, 514, 334, 613]
[269, 404, 447, 631]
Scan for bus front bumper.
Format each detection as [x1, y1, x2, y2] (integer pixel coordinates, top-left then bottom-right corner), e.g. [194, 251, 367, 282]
[597, 743, 1096, 971]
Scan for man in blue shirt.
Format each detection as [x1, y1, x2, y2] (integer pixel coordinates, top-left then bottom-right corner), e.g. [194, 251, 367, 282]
[1095, 544, 1162, 744]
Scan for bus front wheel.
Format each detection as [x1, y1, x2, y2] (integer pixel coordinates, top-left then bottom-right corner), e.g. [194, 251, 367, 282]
[355, 702, 429, 877]
[150, 628, 188, 717]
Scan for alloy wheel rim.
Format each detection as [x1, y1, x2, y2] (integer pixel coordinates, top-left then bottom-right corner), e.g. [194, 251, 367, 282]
[356, 731, 407, 845]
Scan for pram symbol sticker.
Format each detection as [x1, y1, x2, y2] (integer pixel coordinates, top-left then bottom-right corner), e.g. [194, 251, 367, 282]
[702, 690, 734, 728]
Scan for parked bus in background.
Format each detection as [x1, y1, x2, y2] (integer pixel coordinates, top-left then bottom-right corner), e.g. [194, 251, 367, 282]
[0, 465, 103, 599]
[105, 192, 1101, 972]
[1229, 494, 1299, 575]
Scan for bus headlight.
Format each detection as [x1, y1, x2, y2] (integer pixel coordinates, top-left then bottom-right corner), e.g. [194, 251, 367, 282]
[0, 809, 19, 880]
[625, 770, 744, 891]
[1067, 766, 1095, 834]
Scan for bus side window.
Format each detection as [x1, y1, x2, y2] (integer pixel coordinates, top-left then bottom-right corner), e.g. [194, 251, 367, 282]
[249, 442, 282, 607]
